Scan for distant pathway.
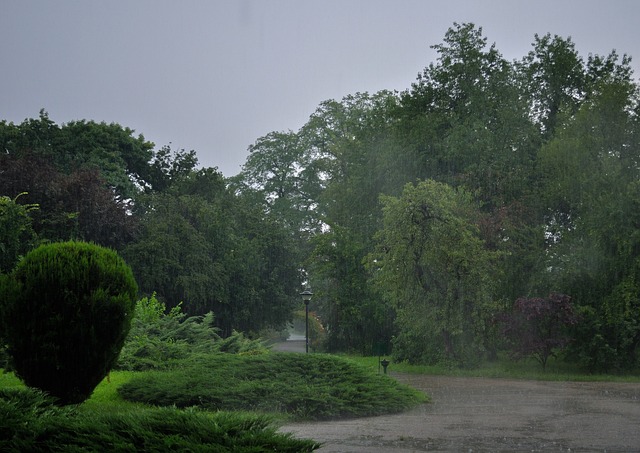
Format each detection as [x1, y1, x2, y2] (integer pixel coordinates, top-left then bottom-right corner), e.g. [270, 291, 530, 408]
[271, 339, 306, 353]
[280, 373, 640, 452]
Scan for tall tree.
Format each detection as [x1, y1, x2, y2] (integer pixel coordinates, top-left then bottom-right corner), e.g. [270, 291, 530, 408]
[0, 111, 155, 200]
[0, 152, 137, 250]
[396, 23, 544, 307]
[538, 68, 640, 370]
[303, 91, 400, 353]
[518, 34, 585, 139]
[145, 145, 200, 193]
[231, 130, 322, 234]
[123, 167, 301, 336]
[372, 180, 498, 366]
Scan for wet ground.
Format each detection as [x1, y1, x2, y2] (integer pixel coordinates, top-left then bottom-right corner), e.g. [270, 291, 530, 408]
[280, 372, 640, 452]
[272, 338, 307, 353]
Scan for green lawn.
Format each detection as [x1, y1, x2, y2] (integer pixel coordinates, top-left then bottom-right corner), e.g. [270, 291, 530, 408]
[346, 354, 640, 382]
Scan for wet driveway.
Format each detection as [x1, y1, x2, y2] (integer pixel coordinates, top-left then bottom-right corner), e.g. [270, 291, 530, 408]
[280, 373, 640, 452]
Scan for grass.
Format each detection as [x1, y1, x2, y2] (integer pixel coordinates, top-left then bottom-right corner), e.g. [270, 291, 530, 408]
[346, 354, 640, 382]
[2, 369, 141, 410]
[80, 370, 146, 413]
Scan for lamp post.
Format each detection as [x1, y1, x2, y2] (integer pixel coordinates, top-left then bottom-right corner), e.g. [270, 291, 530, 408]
[300, 289, 313, 353]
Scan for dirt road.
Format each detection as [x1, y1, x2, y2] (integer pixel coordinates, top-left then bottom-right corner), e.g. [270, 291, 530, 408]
[280, 373, 640, 452]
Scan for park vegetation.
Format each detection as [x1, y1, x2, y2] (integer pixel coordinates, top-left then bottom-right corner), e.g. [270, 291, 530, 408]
[0, 296, 422, 450]
[1, 22, 639, 376]
[113, 295, 423, 419]
[0, 387, 321, 452]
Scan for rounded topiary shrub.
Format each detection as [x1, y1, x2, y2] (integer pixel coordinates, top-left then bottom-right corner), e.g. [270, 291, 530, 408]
[0, 241, 137, 404]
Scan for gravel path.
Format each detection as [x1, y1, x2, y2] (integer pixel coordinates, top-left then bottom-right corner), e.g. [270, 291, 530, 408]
[280, 373, 640, 452]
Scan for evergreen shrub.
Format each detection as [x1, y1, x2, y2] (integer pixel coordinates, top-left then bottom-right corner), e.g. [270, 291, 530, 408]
[116, 293, 268, 371]
[118, 353, 426, 419]
[0, 241, 137, 404]
[0, 388, 320, 452]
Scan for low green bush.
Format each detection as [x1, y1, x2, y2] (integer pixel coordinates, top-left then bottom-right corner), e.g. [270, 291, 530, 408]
[0, 387, 320, 452]
[118, 352, 426, 420]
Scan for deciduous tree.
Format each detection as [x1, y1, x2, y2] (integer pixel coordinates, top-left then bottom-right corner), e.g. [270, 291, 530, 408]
[500, 293, 579, 370]
[372, 180, 498, 366]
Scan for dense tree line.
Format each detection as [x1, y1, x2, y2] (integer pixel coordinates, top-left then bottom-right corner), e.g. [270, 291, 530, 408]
[235, 23, 640, 371]
[0, 112, 300, 337]
[2, 23, 639, 371]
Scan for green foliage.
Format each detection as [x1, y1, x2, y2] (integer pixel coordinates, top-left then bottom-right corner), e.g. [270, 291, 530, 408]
[519, 33, 586, 138]
[0, 193, 39, 274]
[500, 294, 580, 370]
[146, 144, 200, 192]
[2, 22, 640, 372]
[537, 76, 640, 370]
[116, 293, 268, 371]
[0, 111, 155, 199]
[311, 226, 393, 354]
[291, 308, 326, 351]
[118, 353, 425, 420]
[302, 92, 401, 354]
[233, 129, 320, 233]
[0, 241, 137, 404]
[124, 168, 301, 336]
[372, 180, 498, 367]
[566, 305, 630, 373]
[0, 387, 320, 452]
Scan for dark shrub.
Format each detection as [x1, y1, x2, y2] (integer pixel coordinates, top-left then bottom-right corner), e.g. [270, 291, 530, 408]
[0, 241, 137, 404]
[500, 293, 580, 370]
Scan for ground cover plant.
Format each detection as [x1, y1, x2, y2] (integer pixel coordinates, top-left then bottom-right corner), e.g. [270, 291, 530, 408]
[118, 352, 427, 420]
[0, 387, 320, 452]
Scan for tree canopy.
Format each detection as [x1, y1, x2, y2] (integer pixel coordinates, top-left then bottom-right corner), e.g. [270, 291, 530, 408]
[2, 23, 639, 370]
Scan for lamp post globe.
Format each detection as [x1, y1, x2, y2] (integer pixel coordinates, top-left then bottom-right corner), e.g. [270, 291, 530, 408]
[300, 290, 313, 353]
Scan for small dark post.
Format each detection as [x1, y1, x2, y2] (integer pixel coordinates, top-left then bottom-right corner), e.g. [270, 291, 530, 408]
[300, 289, 313, 353]
[380, 358, 390, 374]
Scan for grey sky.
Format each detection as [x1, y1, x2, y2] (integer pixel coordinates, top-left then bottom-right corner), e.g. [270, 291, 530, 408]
[2, 1, 639, 177]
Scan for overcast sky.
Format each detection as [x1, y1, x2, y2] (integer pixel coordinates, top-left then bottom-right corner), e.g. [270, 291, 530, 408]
[2, 1, 640, 177]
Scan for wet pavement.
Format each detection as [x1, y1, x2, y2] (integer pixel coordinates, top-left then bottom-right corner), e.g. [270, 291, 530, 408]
[280, 373, 640, 452]
[272, 339, 306, 353]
